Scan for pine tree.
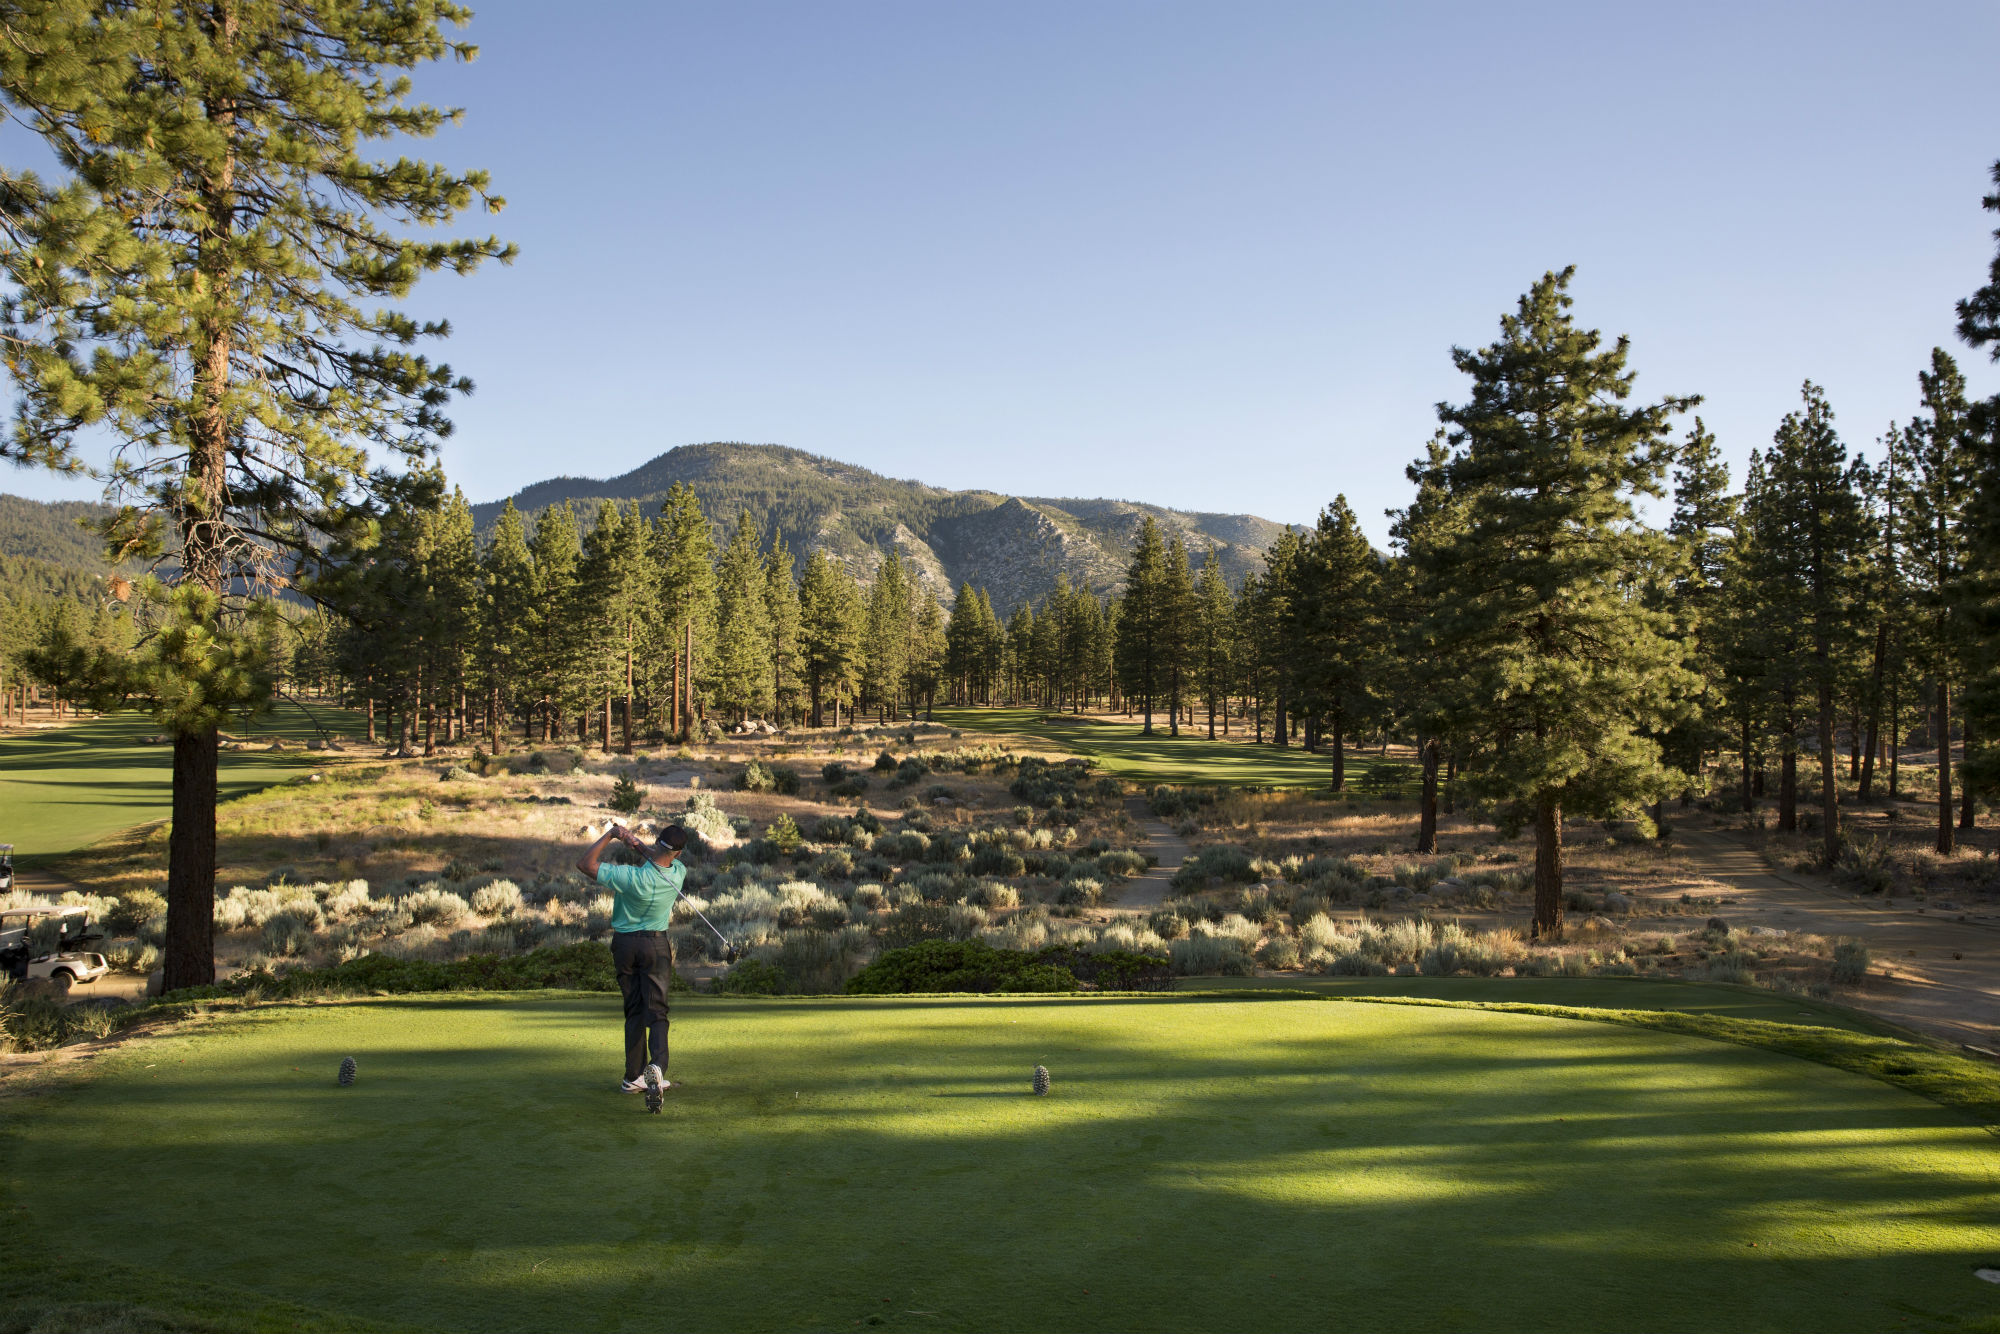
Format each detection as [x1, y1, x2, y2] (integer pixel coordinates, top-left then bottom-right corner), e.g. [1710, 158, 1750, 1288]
[1290, 496, 1385, 789]
[1899, 354, 1976, 850]
[526, 504, 585, 742]
[419, 490, 479, 752]
[1192, 549, 1236, 737]
[1427, 268, 1696, 935]
[863, 551, 912, 720]
[0, 0, 511, 987]
[477, 500, 535, 744]
[945, 581, 982, 705]
[712, 511, 773, 722]
[1664, 421, 1737, 793]
[1114, 516, 1168, 732]
[1158, 540, 1196, 735]
[765, 533, 803, 726]
[798, 549, 862, 727]
[908, 594, 948, 720]
[578, 501, 643, 751]
[1389, 431, 1468, 852]
[653, 483, 717, 739]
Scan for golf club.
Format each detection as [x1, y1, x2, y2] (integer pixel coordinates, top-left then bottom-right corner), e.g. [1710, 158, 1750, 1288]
[688, 903, 740, 964]
[608, 822, 735, 962]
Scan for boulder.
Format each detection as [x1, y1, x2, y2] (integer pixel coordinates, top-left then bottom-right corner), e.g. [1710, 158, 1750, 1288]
[1603, 891, 1633, 913]
[1705, 915, 1730, 932]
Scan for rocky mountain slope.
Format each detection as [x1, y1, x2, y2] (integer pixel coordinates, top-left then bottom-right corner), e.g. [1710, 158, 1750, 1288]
[470, 442, 1295, 612]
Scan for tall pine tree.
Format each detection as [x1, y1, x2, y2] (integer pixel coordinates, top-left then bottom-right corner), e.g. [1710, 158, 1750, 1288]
[1427, 268, 1695, 935]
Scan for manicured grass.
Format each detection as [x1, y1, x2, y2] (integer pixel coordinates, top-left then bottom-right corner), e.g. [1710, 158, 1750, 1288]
[931, 706, 1414, 790]
[6, 992, 1998, 1333]
[0, 704, 363, 861]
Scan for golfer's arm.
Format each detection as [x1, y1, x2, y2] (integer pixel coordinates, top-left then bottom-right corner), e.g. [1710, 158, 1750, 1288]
[575, 831, 618, 878]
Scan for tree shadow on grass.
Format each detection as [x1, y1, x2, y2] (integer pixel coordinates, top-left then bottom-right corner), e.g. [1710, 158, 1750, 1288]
[10, 994, 1998, 1333]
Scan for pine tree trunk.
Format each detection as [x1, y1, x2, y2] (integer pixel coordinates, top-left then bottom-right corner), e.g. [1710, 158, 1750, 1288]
[365, 691, 375, 744]
[1818, 678, 1840, 868]
[1532, 799, 1563, 938]
[602, 693, 612, 751]
[622, 631, 635, 754]
[163, 728, 219, 990]
[1330, 712, 1345, 792]
[1417, 738, 1439, 854]
[1443, 751, 1456, 815]
[1938, 679, 1955, 854]
[1740, 717, 1754, 813]
[1888, 675, 1900, 799]
[1962, 713, 1977, 830]
[1779, 748, 1797, 831]
[1860, 622, 1886, 799]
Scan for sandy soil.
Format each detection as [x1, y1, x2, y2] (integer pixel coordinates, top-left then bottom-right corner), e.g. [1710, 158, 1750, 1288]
[1672, 827, 2000, 1050]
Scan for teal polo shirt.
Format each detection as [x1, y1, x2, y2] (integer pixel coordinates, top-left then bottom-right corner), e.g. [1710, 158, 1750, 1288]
[596, 858, 685, 933]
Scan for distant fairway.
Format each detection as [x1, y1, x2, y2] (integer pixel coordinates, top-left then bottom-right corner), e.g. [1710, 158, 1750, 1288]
[0, 704, 362, 860]
[7, 990, 1996, 1333]
[930, 707, 1412, 790]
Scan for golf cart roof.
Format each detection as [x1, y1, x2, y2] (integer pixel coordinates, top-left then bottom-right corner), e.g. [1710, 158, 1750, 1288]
[0, 906, 86, 922]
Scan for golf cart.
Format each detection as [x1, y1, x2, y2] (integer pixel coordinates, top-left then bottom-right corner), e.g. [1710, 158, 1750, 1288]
[0, 843, 11, 895]
[0, 904, 109, 988]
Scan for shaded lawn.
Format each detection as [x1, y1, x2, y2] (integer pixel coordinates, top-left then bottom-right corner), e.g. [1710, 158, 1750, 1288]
[931, 706, 1415, 790]
[0, 703, 363, 862]
[5, 993, 1998, 1334]
[1197, 973, 1911, 1036]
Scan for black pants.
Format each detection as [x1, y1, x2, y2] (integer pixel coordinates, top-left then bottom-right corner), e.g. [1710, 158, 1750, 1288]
[612, 930, 673, 1081]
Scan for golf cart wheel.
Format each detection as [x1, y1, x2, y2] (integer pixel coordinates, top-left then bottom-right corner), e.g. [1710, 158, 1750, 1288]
[50, 970, 75, 990]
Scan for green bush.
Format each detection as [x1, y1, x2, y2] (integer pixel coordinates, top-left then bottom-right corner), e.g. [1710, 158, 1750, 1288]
[767, 814, 803, 856]
[1039, 946, 1173, 991]
[170, 942, 622, 1001]
[969, 844, 1027, 877]
[1831, 939, 1871, 985]
[875, 902, 986, 950]
[715, 957, 788, 995]
[1170, 845, 1259, 892]
[845, 940, 1078, 994]
[873, 750, 899, 772]
[736, 760, 778, 793]
[829, 778, 869, 799]
[610, 771, 646, 815]
[104, 888, 166, 936]
[1094, 849, 1148, 878]
[1169, 935, 1254, 976]
[1148, 785, 1216, 820]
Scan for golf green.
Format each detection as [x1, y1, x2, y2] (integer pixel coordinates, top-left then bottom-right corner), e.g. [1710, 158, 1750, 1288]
[929, 706, 1410, 790]
[0, 704, 362, 860]
[5, 994, 1996, 1333]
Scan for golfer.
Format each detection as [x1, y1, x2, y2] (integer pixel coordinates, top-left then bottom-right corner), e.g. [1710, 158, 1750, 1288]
[577, 821, 687, 1094]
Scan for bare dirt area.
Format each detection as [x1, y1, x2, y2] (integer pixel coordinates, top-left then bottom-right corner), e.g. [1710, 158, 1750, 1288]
[1671, 825, 2000, 1049]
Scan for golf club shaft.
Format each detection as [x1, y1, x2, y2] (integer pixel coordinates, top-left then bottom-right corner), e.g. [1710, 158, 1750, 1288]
[690, 903, 734, 952]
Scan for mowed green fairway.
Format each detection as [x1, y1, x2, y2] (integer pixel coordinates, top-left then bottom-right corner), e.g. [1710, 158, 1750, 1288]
[6, 994, 1997, 1333]
[930, 706, 1406, 789]
[0, 704, 361, 859]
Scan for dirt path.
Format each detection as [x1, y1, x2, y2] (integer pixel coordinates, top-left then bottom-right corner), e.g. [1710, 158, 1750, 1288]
[1675, 827, 2000, 1050]
[1111, 798, 1188, 911]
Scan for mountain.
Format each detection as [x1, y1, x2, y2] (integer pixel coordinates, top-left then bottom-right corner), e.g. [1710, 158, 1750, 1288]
[0, 494, 126, 608]
[470, 442, 1297, 612]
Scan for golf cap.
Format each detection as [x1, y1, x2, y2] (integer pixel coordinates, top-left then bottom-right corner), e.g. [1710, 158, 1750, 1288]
[655, 825, 689, 852]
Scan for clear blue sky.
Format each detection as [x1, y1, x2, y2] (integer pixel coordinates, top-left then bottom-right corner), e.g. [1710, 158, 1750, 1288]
[8, 0, 2000, 542]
